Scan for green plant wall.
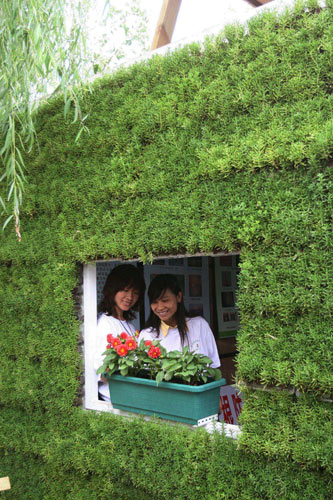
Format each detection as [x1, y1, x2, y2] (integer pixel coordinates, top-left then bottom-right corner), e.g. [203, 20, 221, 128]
[0, 2, 332, 498]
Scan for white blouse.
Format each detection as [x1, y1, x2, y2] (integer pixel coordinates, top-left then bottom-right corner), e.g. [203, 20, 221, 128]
[139, 316, 220, 368]
[94, 313, 136, 401]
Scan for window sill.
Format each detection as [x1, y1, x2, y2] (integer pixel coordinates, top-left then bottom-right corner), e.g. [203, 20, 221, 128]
[85, 399, 241, 438]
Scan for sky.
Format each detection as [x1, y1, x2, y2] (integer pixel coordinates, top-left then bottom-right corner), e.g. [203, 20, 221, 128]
[84, 0, 257, 75]
[83, 0, 299, 75]
[141, 0, 254, 46]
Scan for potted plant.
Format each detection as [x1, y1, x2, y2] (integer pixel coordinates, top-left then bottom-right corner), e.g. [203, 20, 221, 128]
[97, 331, 226, 425]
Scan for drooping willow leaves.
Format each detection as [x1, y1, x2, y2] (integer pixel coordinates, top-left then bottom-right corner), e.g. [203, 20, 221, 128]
[0, 0, 148, 239]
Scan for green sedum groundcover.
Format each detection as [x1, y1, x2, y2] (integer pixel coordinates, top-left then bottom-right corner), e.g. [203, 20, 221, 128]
[0, 1, 332, 498]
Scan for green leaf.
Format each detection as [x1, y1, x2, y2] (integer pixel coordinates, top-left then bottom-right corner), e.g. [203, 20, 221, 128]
[0, 197, 6, 211]
[7, 182, 14, 202]
[161, 359, 177, 369]
[75, 126, 85, 143]
[96, 364, 107, 375]
[186, 363, 196, 370]
[200, 356, 213, 365]
[64, 98, 71, 118]
[155, 371, 164, 384]
[167, 351, 182, 358]
[2, 215, 13, 230]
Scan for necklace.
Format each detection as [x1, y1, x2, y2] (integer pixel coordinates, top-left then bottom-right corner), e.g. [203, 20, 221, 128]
[119, 319, 133, 337]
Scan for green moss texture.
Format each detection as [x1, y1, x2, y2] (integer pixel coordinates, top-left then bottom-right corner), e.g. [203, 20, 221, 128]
[0, 2, 332, 498]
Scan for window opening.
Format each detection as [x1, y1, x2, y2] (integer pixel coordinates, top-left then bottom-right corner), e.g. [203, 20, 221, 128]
[83, 254, 243, 427]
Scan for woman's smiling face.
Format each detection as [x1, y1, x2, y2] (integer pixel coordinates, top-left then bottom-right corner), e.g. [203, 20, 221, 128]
[114, 287, 139, 318]
[150, 288, 182, 327]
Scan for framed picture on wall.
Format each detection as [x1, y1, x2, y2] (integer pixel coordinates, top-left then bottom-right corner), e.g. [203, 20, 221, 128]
[214, 255, 240, 338]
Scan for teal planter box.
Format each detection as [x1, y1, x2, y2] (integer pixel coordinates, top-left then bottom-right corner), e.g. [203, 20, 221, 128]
[108, 374, 226, 425]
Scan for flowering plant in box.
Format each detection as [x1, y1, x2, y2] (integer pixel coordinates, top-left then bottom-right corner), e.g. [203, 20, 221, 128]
[97, 331, 222, 386]
[156, 346, 221, 385]
[96, 331, 167, 380]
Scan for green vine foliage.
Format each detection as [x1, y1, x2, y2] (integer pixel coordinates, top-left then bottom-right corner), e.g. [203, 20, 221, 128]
[0, 2, 332, 498]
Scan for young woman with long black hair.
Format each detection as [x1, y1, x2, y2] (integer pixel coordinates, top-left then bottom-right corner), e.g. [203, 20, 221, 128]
[95, 264, 145, 401]
[138, 274, 220, 368]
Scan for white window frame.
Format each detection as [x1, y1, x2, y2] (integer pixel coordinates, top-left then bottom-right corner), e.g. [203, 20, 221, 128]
[82, 259, 241, 438]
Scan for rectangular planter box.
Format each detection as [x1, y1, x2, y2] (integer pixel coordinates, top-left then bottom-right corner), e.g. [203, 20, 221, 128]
[108, 374, 226, 425]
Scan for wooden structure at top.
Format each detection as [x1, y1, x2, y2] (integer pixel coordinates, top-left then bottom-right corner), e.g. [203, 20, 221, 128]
[151, 0, 273, 50]
[245, 0, 272, 6]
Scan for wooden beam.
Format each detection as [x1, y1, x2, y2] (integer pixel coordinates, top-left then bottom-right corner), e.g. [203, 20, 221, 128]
[151, 0, 182, 50]
[0, 477, 11, 491]
[244, 0, 273, 6]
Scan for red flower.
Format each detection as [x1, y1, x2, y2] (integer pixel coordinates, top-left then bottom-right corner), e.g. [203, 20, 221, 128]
[145, 340, 153, 346]
[106, 343, 112, 350]
[112, 337, 122, 347]
[134, 329, 140, 337]
[154, 347, 161, 358]
[120, 332, 129, 340]
[126, 337, 137, 351]
[148, 346, 161, 359]
[116, 344, 129, 357]
[106, 334, 114, 343]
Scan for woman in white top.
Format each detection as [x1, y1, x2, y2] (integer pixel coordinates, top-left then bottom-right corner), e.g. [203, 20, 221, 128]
[95, 264, 145, 401]
[139, 274, 220, 368]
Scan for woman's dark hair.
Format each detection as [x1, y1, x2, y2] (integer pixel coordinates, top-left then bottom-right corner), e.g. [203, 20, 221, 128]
[98, 264, 145, 320]
[144, 274, 189, 347]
